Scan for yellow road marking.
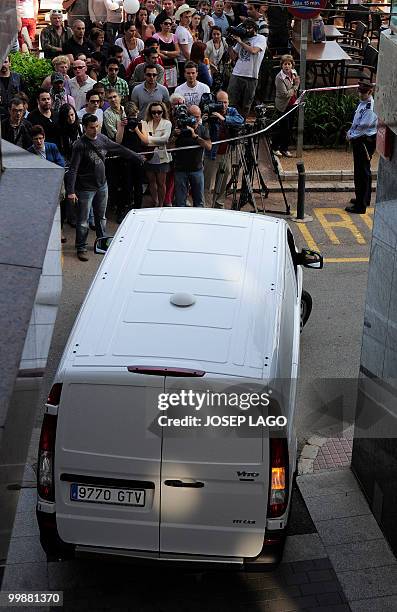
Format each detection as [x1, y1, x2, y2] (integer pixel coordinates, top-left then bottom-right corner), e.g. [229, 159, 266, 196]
[295, 223, 319, 252]
[325, 257, 369, 263]
[314, 208, 366, 245]
[360, 207, 374, 231]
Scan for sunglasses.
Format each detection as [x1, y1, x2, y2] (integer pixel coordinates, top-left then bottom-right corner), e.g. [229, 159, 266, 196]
[163, 21, 172, 25]
[151, 109, 163, 114]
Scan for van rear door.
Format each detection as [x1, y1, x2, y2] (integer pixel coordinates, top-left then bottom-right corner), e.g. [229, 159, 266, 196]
[160, 378, 269, 559]
[55, 371, 163, 552]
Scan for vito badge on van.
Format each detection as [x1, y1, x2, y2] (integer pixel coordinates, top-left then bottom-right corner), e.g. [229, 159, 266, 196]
[237, 471, 260, 481]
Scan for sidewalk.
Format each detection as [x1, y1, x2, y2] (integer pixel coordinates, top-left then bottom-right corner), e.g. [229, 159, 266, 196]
[1, 425, 396, 611]
[269, 148, 379, 193]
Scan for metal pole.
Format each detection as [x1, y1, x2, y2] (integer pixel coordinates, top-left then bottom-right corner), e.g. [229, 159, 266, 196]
[0, 122, 3, 175]
[296, 19, 308, 159]
[296, 161, 305, 219]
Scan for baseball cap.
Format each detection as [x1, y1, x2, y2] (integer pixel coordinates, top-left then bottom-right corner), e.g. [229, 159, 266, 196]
[51, 72, 65, 83]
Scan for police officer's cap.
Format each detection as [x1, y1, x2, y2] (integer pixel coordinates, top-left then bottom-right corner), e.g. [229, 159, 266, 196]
[357, 81, 373, 93]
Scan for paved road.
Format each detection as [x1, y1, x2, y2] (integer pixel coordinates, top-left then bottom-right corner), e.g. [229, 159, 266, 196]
[4, 194, 368, 610]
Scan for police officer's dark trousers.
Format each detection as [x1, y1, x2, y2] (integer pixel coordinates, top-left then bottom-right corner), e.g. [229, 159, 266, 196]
[352, 135, 376, 210]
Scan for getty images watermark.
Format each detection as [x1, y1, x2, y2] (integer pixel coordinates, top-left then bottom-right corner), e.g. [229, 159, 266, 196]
[156, 390, 287, 428]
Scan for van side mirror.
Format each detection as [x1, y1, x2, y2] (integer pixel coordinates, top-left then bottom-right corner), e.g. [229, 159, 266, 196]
[297, 248, 323, 269]
[94, 236, 114, 254]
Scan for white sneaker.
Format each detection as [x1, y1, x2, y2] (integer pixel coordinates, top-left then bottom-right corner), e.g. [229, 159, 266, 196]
[273, 150, 282, 157]
[282, 151, 293, 158]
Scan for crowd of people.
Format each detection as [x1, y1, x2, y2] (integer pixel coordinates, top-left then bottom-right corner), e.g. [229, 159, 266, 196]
[2, 0, 376, 262]
[3, 0, 278, 261]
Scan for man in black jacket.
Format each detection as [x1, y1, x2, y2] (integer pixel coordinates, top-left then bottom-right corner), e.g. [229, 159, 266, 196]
[0, 56, 25, 119]
[65, 113, 144, 261]
[1, 97, 32, 150]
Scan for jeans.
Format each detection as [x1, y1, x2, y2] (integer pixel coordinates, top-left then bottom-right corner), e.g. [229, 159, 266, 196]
[174, 170, 205, 207]
[75, 184, 108, 252]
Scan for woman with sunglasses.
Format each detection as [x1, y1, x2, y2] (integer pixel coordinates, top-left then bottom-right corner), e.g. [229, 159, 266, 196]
[153, 18, 180, 93]
[134, 101, 172, 207]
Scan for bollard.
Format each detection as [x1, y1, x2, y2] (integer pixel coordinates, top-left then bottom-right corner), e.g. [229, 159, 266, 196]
[296, 161, 306, 220]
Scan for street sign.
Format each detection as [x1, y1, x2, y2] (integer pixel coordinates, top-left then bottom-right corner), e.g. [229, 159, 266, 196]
[285, 0, 327, 20]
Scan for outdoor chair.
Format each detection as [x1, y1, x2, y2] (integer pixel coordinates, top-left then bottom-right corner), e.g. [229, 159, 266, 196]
[343, 43, 378, 84]
[338, 20, 367, 50]
[368, 11, 389, 45]
[344, 3, 370, 29]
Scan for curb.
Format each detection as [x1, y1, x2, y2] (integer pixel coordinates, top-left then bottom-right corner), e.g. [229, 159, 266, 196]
[268, 182, 356, 193]
[298, 436, 327, 475]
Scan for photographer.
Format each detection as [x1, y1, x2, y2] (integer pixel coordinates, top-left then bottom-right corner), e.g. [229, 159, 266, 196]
[203, 90, 244, 208]
[227, 19, 267, 117]
[173, 105, 212, 207]
[115, 101, 145, 217]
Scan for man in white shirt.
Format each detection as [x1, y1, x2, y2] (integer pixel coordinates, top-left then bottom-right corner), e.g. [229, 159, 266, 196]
[77, 89, 104, 126]
[68, 59, 97, 110]
[228, 19, 267, 117]
[174, 62, 210, 108]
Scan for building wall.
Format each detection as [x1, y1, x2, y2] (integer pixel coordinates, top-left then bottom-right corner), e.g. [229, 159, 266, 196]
[0, 141, 63, 565]
[351, 32, 397, 555]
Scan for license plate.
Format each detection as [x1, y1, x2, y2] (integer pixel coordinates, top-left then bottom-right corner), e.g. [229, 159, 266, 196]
[70, 484, 146, 507]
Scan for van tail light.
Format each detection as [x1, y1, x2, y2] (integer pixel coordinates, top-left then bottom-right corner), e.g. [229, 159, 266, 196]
[38, 384, 62, 502]
[38, 414, 57, 501]
[47, 382, 62, 405]
[268, 438, 289, 518]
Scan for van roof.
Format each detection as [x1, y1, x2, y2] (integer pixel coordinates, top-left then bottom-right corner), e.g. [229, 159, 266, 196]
[68, 209, 286, 379]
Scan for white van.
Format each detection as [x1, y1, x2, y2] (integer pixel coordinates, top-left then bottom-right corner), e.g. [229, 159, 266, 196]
[36, 208, 322, 568]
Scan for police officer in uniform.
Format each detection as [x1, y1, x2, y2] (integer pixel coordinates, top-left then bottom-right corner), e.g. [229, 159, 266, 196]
[345, 81, 377, 214]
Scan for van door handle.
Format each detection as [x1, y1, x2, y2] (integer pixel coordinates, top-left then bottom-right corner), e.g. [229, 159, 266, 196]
[164, 479, 204, 488]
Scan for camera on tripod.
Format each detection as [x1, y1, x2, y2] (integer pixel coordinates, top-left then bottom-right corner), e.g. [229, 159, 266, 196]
[174, 103, 197, 135]
[199, 93, 223, 121]
[226, 24, 250, 46]
[254, 104, 267, 122]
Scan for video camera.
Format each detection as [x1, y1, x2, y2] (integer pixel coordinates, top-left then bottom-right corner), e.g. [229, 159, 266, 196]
[199, 93, 223, 119]
[226, 24, 251, 46]
[174, 103, 196, 135]
[254, 104, 267, 122]
[127, 117, 139, 130]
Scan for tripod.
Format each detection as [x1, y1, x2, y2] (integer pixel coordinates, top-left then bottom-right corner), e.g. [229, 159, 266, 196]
[210, 115, 291, 215]
[216, 124, 269, 213]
